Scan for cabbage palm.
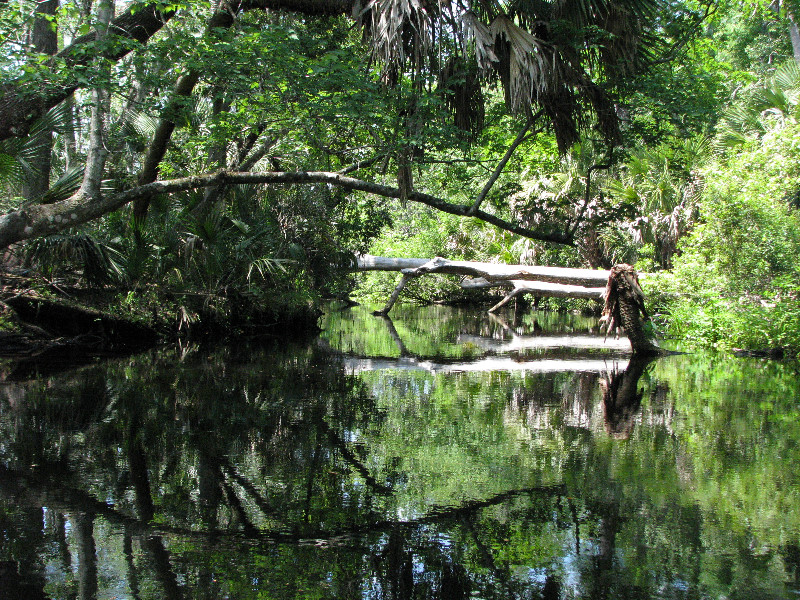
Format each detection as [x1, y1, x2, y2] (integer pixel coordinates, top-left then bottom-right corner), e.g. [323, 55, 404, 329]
[607, 137, 708, 268]
[716, 61, 800, 150]
[359, 0, 662, 150]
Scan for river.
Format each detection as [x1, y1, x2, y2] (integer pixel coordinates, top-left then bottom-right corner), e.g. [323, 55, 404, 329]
[0, 304, 798, 599]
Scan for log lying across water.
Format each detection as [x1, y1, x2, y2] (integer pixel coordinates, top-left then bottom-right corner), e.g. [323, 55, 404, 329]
[357, 255, 610, 287]
[354, 255, 661, 357]
[355, 254, 608, 314]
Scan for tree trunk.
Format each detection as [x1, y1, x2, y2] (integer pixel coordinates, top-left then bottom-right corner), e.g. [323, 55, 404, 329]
[0, 170, 575, 250]
[79, 0, 114, 200]
[355, 255, 660, 356]
[21, 0, 59, 201]
[790, 16, 800, 63]
[62, 95, 78, 171]
[357, 255, 609, 286]
[600, 264, 661, 357]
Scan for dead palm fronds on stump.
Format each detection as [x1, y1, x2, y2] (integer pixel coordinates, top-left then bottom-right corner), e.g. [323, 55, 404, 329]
[601, 264, 661, 356]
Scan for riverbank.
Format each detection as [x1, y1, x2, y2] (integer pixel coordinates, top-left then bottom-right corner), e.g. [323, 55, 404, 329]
[0, 270, 321, 361]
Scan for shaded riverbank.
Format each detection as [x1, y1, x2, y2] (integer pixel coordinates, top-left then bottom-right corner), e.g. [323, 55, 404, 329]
[0, 271, 321, 362]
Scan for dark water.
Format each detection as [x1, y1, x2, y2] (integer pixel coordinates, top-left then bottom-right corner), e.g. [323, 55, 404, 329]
[1, 304, 800, 599]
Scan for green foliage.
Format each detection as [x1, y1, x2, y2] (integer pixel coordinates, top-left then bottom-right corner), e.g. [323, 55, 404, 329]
[5, 0, 800, 348]
[716, 60, 800, 150]
[24, 232, 124, 287]
[605, 137, 708, 269]
[654, 115, 800, 353]
[0, 103, 73, 193]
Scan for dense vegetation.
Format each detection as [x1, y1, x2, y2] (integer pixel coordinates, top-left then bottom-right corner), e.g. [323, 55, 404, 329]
[1, 0, 799, 355]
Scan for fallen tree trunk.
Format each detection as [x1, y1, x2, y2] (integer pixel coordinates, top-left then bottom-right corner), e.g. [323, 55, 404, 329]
[357, 254, 608, 315]
[482, 280, 605, 312]
[357, 255, 609, 286]
[354, 255, 662, 356]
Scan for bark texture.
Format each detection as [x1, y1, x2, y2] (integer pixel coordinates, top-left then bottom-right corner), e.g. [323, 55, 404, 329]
[600, 264, 661, 356]
[79, 0, 115, 200]
[21, 0, 59, 201]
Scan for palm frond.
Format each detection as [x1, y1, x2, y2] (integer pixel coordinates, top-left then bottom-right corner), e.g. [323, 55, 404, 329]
[28, 101, 73, 137]
[33, 167, 83, 205]
[0, 151, 23, 188]
[246, 257, 291, 285]
[439, 57, 486, 137]
[24, 233, 125, 286]
[461, 11, 497, 70]
[359, 0, 433, 79]
[773, 60, 800, 91]
[120, 109, 159, 145]
[0, 102, 72, 187]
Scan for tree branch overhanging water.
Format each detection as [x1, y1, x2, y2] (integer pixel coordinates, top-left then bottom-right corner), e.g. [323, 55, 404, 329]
[0, 170, 575, 250]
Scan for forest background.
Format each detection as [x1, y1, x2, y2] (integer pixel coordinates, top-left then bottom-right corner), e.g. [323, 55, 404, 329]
[1, 0, 799, 356]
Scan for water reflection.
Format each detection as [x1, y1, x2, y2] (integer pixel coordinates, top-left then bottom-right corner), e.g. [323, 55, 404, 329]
[0, 305, 798, 599]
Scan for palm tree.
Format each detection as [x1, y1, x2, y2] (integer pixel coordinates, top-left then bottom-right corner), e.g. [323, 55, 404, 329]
[359, 0, 661, 150]
[607, 137, 708, 269]
[716, 60, 800, 150]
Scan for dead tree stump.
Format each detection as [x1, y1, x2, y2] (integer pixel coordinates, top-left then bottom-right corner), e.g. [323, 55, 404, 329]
[601, 264, 661, 357]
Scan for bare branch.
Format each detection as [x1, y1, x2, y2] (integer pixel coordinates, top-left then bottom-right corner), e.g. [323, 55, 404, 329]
[338, 154, 386, 175]
[467, 112, 542, 216]
[568, 150, 615, 237]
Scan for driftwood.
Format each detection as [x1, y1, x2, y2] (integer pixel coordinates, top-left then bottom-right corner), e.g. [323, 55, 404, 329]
[355, 255, 661, 356]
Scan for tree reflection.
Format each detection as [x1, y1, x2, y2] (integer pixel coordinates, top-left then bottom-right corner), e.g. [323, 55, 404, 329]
[0, 312, 799, 599]
[600, 358, 653, 439]
[74, 512, 98, 600]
